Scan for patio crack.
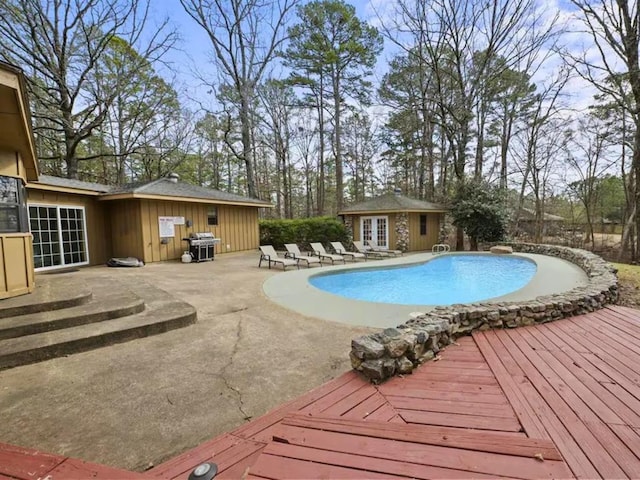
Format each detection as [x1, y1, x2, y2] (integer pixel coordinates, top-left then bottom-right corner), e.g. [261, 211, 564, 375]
[220, 319, 252, 422]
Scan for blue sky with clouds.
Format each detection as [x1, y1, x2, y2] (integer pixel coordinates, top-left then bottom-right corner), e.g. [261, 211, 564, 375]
[149, 0, 604, 114]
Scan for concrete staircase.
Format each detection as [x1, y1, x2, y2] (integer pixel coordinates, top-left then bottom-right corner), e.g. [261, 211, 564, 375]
[0, 277, 197, 370]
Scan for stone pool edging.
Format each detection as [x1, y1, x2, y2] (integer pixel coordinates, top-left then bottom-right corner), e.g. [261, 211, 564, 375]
[350, 243, 619, 383]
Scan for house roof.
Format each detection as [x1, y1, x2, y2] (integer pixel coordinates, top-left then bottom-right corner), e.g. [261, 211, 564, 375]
[28, 174, 272, 208]
[339, 193, 448, 214]
[30, 175, 113, 194]
[101, 176, 272, 207]
[0, 61, 38, 181]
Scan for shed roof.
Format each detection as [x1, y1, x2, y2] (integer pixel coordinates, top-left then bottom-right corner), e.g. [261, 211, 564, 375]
[339, 193, 448, 214]
[101, 176, 272, 207]
[0, 62, 38, 181]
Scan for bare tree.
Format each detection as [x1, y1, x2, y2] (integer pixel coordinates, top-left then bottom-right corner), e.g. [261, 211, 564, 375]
[0, 0, 177, 179]
[180, 0, 299, 199]
[257, 79, 297, 218]
[565, 115, 617, 244]
[512, 69, 571, 242]
[568, 0, 640, 259]
[376, 0, 560, 249]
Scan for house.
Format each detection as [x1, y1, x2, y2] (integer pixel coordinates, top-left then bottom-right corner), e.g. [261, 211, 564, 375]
[0, 61, 271, 293]
[517, 208, 565, 237]
[0, 62, 39, 298]
[338, 189, 448, 252]
[26, 174, 272, 270]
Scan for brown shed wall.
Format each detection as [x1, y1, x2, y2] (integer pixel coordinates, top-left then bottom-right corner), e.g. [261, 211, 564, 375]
[108, 199, 144, 260]
[408, 212, 441, 251]
[136, 199, 260, 263]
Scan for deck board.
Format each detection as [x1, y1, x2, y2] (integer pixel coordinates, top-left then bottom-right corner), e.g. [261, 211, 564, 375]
[6, 307, 640, 479]
[0, 442, 66, 480]
[281, 414, 561, 460]
[268, 423, 570, 479]
[476, 330, 603, 479]
[492, 328, 628, 479]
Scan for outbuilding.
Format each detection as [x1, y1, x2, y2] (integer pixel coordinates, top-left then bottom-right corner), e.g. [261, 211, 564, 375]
[339, 190, 448, 252]
[26, 174, 271, 270]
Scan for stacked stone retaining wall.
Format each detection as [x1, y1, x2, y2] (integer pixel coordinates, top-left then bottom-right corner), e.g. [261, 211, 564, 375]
[350, 243, 618, 383]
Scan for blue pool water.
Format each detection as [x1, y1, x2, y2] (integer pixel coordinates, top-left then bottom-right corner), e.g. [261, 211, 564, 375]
[309, 255, 537, 305]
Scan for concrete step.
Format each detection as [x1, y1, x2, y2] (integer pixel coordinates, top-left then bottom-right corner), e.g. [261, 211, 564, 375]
[0, 278, 92, 319]
[0, 289, 145, 340]
[0, 283, 197, 370]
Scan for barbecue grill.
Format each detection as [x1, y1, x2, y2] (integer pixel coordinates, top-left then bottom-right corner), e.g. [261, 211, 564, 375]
[183, 232, 220, 262]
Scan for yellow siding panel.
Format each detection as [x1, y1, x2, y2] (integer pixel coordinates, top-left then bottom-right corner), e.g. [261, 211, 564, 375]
[0, 234, 34, 299]
[0, 150, 22, 179]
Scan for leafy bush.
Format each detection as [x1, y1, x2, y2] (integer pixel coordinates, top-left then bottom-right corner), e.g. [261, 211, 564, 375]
[451, 180, 508, 250]
[259, 217, 349, 251]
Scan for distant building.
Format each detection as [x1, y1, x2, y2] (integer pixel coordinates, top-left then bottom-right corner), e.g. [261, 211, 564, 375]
[339, 190, 448, 252]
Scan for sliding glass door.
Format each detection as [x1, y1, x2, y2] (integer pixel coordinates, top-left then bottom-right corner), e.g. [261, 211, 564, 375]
[29, 205, 89, 270]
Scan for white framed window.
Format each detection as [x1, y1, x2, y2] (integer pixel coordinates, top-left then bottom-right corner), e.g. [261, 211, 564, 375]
[28, 204, 89, 270]
[361, 216, 388, 248]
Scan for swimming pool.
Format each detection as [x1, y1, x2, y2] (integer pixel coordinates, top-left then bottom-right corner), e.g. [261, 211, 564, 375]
[309, 254, 537, 305]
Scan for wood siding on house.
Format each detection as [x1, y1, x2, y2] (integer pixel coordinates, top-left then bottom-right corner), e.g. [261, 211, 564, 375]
[137, 199, 260, 263]
[408, 212, 440, 251]
[27, 190, 111, 266]
[0, 233, 34, 299]
[0, 151, 33, 298]
[109, 199, 144, 260]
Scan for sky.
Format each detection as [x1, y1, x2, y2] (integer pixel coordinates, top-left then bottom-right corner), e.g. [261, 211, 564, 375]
[148, 0, 609, 118]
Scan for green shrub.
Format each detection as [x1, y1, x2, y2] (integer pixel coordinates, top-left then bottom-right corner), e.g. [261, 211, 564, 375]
[259, 217, 349, 251]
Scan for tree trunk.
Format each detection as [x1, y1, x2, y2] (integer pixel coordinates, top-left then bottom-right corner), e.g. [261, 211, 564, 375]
[333, 70, 344, 212]
[240, 94, 257, 198]
[633, 120, 640, 261]
[317, 77, 326, 215]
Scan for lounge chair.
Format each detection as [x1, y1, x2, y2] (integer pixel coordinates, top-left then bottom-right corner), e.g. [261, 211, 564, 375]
[284, 243, 322, 267]
[330, 241, 366, 262]
[367, 239, 403, 256]
[352, 241, 390, 258]
[309, 242, 346, 265]
[258, 245, 299, 270]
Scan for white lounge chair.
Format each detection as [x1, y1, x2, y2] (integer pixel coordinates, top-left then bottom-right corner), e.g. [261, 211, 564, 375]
[367, 239, 402, 256]
[284, 243, 322, 267]
[309, 242, 346, 265]
[258, 245, 299, 270]
[352, 241, 390, 258]
[330, 241, 366, 261]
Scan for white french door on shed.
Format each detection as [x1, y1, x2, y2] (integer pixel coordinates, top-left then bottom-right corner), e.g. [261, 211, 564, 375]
[361, 216, 389, 248]
[28, 205, 89, 270]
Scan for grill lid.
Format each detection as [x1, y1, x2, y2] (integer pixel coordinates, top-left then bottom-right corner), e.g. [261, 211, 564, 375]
[189, 232, 215, 239]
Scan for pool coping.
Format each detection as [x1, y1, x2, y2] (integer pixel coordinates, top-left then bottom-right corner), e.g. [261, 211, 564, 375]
[262, 251, 589, 329]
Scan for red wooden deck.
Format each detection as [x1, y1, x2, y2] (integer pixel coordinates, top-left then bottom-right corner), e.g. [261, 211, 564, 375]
[3, 305, 640, 479]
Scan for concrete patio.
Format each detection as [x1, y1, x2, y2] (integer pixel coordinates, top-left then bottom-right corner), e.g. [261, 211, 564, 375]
[0, 252, 373, 471]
